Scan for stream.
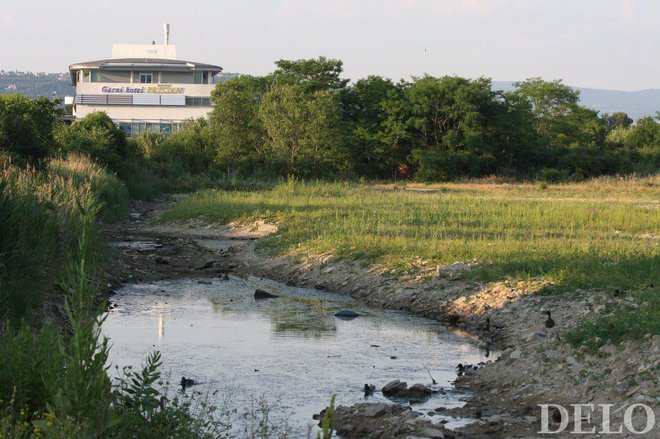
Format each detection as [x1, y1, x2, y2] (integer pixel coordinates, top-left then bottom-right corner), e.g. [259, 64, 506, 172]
[104, 275, 492, 437]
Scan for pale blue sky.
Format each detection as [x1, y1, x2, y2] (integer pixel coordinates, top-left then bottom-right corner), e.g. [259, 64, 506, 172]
[1, 0, 658, 90]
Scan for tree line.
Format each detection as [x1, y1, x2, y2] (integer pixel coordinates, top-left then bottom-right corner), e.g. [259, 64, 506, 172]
[1, 57, 659, 181]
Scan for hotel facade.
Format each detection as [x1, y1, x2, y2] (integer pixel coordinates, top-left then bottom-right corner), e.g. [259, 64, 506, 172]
[68, 25, 222, 137]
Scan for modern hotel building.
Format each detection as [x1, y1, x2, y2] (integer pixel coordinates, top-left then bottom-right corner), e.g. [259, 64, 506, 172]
[68, 25, 222, 137]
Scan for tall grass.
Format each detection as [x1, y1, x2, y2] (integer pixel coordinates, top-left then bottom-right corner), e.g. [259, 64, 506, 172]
[162, 177, 659, 292]
[0, 155, 126, 318]
[1, 158, 229, 437]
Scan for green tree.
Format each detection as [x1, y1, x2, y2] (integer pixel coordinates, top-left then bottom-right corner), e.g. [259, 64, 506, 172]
[343, 76, 405, 177]
[258, 84, 347, 177]
[209, 75, 269, 176]
[56, 112, 128, 171]
[273, 56, 349, 92]
[405, 76, 501, 179]
[602, 112, 633, 131]
[0, 94, 56, 162]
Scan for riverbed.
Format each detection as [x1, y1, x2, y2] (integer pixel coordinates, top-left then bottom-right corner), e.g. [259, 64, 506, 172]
[104, 275, 492, 436]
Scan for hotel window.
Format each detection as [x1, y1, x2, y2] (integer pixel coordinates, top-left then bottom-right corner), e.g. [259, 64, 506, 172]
[139, 72, 153, 84]
[193, 71, 204, 84]
[91, 70, 99, 82]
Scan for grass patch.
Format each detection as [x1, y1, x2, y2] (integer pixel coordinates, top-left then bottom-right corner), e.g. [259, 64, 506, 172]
[163, 177, 659, 293]
[564, 289, 660, 350]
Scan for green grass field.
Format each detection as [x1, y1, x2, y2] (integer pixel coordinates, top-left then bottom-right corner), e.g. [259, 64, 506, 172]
[163, 177, 659, 293]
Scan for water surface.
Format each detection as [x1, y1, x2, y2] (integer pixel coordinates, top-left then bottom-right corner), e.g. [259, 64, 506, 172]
[104, 276, 491, 436]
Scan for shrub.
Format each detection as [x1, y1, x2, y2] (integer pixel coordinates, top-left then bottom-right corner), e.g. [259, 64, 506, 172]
[0, 95, 56, 163]
[56, 112, 128, 172]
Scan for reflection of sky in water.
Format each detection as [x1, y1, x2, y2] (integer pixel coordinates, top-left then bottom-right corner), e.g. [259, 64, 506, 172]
[104, 276, 493, 436]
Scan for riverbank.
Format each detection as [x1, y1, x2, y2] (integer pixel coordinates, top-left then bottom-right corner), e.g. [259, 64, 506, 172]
[103, 193, 659, 438]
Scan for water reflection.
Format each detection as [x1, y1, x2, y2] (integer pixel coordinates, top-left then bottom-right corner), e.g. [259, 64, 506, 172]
[104, 276, 494, 436]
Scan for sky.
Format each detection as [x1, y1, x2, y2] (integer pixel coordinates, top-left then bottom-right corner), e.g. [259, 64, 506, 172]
[1, 0, 659, 90]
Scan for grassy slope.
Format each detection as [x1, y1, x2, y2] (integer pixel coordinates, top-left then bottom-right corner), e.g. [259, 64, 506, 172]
[163, 177, 659, 292]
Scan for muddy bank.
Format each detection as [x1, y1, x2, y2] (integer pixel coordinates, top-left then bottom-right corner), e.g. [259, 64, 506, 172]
[103, 197, 658, 438]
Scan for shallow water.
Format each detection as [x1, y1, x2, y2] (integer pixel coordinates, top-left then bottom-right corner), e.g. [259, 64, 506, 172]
[104, 276, 492, 436]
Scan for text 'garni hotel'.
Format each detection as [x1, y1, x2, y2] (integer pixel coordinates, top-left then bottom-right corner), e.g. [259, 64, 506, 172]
[68, 24, 222, 137]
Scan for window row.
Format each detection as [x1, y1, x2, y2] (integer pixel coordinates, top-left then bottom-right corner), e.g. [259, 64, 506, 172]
[117, 121, 183, 137]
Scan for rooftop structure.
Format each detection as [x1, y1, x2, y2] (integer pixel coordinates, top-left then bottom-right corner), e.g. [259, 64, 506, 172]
[69, 24, 222, 137]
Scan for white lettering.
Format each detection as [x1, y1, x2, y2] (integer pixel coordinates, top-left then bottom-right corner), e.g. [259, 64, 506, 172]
[623, 404, 655, 435]
[538, 404, 569, 434]
[572, 404, 596, 434]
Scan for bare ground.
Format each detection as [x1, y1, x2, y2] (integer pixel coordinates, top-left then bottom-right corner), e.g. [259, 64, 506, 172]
[102, 197, 659, 439]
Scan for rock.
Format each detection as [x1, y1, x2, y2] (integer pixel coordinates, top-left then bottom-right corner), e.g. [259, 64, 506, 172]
[509, 348, 522, 359]
[254, 289, 278, 299]
[382, 381, 433, 399]
[382, 380, 408, 396]
[197, 279, 212, 285]
[421, 427, 445, 438]
[334, 309, 360, 318]
[408, 383, 433, 397]
[565, 356, 579, 367]
[363, 403, 391, 418]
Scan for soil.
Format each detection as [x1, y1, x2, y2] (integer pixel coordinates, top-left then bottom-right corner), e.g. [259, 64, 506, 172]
[102, 197, 659, 439]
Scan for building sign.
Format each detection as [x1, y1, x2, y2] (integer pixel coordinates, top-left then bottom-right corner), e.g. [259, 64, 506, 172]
[101, 85, 185, 94]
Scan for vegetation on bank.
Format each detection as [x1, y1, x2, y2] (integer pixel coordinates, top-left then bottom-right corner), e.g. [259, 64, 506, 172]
[162, 178, 659, 345]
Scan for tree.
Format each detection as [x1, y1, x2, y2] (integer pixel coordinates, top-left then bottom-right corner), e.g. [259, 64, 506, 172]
[258, 84, 347, 177]
[343, 76, 405, 178]
[513, 78, 607, 171]
[209, 75, 270, 175]
[273, 56, 349, 92]
[56, 112, 127, 171]
[405, 76, 501, 179]
[602, 112, 633, 131]
[0, 94, 56, 162]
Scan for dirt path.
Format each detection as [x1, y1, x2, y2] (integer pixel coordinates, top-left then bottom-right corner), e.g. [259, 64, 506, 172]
[103, 197, 659, 439]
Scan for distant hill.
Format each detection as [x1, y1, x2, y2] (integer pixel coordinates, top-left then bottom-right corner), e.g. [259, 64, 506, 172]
[493, 81, 660, 121]
[2, 72, 657, 121]
[0, 71, 241, 99]
[0, 71, 74, 98]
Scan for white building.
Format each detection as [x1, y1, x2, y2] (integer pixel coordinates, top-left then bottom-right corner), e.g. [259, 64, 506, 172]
[69, 25, 222, 136]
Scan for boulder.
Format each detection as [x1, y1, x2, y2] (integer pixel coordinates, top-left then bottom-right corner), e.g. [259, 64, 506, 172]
[334, 309, 360, 318]
[363, 403, 391, 418]
[382, 380, 408, 396]
[254, 289, 278, 299]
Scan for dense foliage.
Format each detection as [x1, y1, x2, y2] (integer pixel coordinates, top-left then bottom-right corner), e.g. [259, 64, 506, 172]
[205, 58, 658, 180]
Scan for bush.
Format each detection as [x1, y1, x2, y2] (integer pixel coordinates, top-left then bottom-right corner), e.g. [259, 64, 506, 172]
[56, 112, 128, 172]
[0, 95, 56, 163]
[538, 167, 570, 183]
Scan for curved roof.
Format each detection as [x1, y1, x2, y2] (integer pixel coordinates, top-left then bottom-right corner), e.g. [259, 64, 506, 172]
[69, 58, 222, 85]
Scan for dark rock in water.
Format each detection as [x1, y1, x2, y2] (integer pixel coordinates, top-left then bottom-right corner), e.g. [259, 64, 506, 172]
[254, 289, 278, 299]
[382, 380, 434, 400]
[382, 380, 408, 396]
[335, 309, 360, 318]
[407, 383, 433, 397]
[364, 383, 376, 396]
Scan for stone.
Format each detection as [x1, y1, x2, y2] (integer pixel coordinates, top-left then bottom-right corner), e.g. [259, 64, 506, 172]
[382, 380, 408, 396]
[334, 309, 360, 318]
[254, 289, 278, 299]
[421, 427, 445, 438]
[509, 348, 522, 359]
[407, 383, 433, 397]
[363, 403, 391, 418]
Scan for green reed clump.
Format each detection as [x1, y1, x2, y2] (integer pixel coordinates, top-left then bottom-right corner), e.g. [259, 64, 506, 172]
[0, 156, 120, 318]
